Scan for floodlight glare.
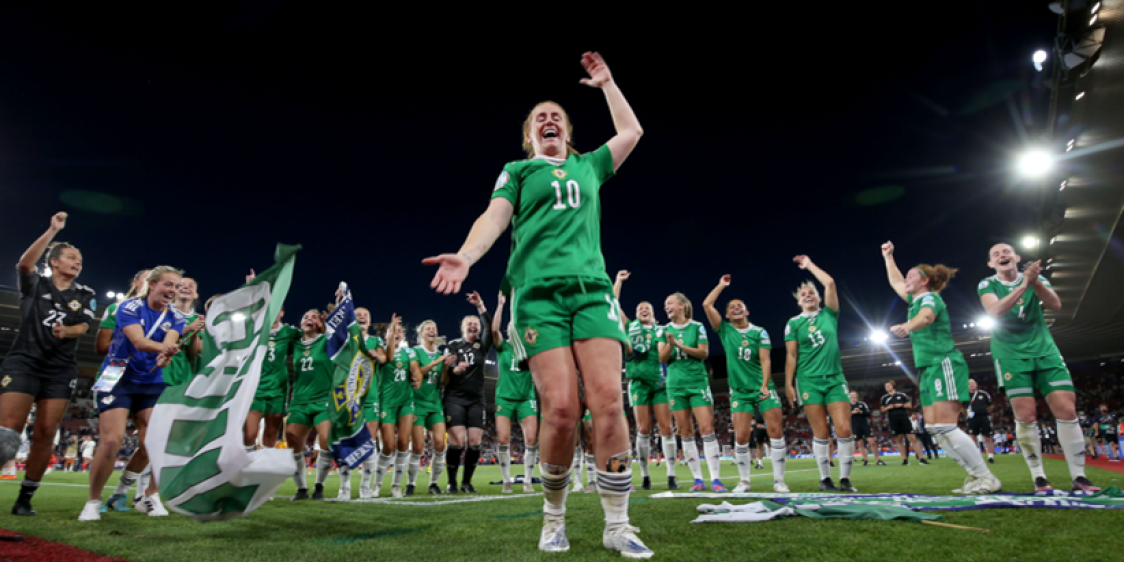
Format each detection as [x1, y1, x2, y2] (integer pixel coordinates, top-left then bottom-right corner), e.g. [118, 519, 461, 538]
[1023, 236, 1039, 249]
[870, 330, 889, 344]
[977, 317, 995, 330]
[107, 291, 115, 299]
[1033, 50, 1048, 64]
[1017, 150, 1053, 177]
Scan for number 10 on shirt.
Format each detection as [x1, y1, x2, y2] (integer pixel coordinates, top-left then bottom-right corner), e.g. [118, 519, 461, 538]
[552, 180, 580, 210]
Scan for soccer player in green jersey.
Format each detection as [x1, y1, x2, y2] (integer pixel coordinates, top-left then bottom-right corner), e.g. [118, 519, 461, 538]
[978, 243, 1100, 492]
[613, 271, 676, 491]
[424, 53, 649, 557]
[660, 292, 725, 493]
[373, 318, 422, 498]
[351, 307, 391, 499]
[284, 309, 334, 501]
[703, 275, 790, 493]
[784, 256, 857, 492]
[164, 277, 204, 387]
[492, 292, 540, 494]
[244, 309, 297, 451]
[882, 242, 1001, 493]
[408, 319, 449, 495]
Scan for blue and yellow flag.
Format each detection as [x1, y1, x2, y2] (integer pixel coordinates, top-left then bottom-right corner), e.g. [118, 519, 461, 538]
[325, 282, 377, 468]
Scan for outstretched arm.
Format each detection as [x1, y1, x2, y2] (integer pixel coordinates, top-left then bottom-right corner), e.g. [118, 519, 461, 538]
[423, 198, 514, 295]
[613, 270, 632, 324]
[492, 292, 506, 346]
[19, 213, 67, 275]
[794, 256, 838, 312]
[580, 52, 643, 172]
[702, 275, 729, 331]
[881, 242, 908, 301]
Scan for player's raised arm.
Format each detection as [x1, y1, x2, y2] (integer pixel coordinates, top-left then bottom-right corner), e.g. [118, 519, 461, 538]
[613, 270, 631, 325]
[18, 212, 67, 275]
[492, 292, 506, 346]
[702, 275, 729, 331]
[794, 256, 837, 312]
[881, 242, 908, 301]
[579, 52, 643, 172]
[424, 198, 514, 295]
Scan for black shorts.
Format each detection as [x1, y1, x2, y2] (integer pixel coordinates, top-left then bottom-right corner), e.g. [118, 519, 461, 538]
[852, 422, 872, 440]
[0, 369, 77, 401]
[1098, 434, 1119, 444]
[749, 428, 768, 447]
[443, 397, 485, 429]
[967, 415, 992, 436]
[888, 416, 913, 436]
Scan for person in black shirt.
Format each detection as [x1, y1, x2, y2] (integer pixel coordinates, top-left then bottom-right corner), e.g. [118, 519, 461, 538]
[748, 405, 768, 470]
[441, 291, 492, 493]
[966, 379, 996, 463]
[850, 391, 884, 466]
[1094, 404, 1120, 461]
[1079, 411, 1097, 459]
[880, 381, 928, 465]
[0, 213, 96, 516]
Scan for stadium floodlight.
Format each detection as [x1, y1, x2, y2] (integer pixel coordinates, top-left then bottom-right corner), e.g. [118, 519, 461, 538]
[1033, 49, 1048, 71]
[1017, 149, 1053, 177]
[977, 317, 995, 330]
[1022, 236, 1039, 249]
[1093, 2, 1101, 13]
[106, 291, 115, 299]
[870, 330, 889, 344]
[1076, 91, 1085, 100]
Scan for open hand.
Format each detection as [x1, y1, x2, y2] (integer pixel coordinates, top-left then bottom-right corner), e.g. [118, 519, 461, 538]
[423, 254, 470, 295]
[579, 52, 614, 88]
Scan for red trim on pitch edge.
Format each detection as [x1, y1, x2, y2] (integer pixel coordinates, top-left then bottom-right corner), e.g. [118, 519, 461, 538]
[1043, 454, 1124, 475]
[0, 529, 131, 561]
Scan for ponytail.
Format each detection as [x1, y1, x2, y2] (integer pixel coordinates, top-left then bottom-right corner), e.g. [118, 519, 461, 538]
[915, 264, 959, 292]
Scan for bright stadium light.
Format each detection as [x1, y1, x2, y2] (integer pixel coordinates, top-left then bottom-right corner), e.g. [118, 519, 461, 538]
[870, 330, 889, 344]
[1023, 236, 1039, 249]
[977, 317, 995, 330]
[106, 291, 115, 299]
[1033, 49, 1048, 71]
[1075, 91, 1085, 100]
[1017, 149, 1053, 177]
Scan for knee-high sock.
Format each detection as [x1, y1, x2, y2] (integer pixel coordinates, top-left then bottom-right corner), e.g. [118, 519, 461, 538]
[571, 446, 583, 486]
[734, 444, 751, 482]
[375, 452, 393, 488]
[1016, 421, 1046, 479]
[114, 470, 140, 496]
[702, 433, 721, 482]
[541, 462, 571, 518]
[462, 445, 481, 485]
[597, 470, 632, 529]
[661, 434, 677, 480]
[391, 450, 409, 487]
[837, 437, 854, 480]
[430, 450, 446, 485]
[499, 445, 512, 483]
[770, 438, 787, 483]
[407, 453, 422, 486]
[681, 437, 703, 481]
[584, 453, 596, 487]
[359, 455, 377, 490]
[338, 459, 351, 490]
[524, 446, 538, 483]
[293, 452, 308, 490]
[814, 438, 831, 479]
[636, 435, 651, 479]
[445, 446, 463, 485]
[1056, 419, 1088, 480]
[135, 465, 152, 500]
[316, 451, 334, 486]
[930, 424, 990, 478]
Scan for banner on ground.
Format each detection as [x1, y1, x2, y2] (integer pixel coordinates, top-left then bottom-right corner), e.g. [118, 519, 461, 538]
[146, 244, 299, 521]
[325, 282, 376, 469]
[692, 500, 942, 523]
[654, 487, 1124, 510]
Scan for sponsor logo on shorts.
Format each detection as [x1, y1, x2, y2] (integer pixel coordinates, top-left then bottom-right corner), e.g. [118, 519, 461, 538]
[803, 392, 810, 401]
[732, 400, 739, 408]
[524, 328, 538, 345]
[496, 405, 502, 412]
[552, 169, 567, 179]
[102, 395, 115, 405]
[0, 376, 9, 388]
[1004, 373, 1012, 381]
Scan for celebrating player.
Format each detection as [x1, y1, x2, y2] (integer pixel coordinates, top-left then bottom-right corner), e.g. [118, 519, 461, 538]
[979, 243, 1099, 492]
[81, 266, 186, 521]
[163, 278, 204, 386]
[354, 307, 389, 498]
[882, 242, 1000, 493]
[703, 275, 789, 493]
[424, 52, 649, 556]
[492, 293, 540, 494]
[285, 309, 334, 501]
[438, 293, 493, 494]
[372, 317, 419, 498]
[245, 308, 297, 452]
[784, 256, 857, 492]
[613, 271, 676, 490]
[1, 213, 97, 517]
[409, 319, 449, 495]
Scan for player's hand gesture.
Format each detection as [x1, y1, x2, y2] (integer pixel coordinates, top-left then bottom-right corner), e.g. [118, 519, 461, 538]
[720, 274, 731, 286]
[890, 324, 910, 338]
[665, 332, 680, 348]
[616, 270, 630, 283]
[467, 290, 483, 308]
[1023, 261, 1042, 284]
[793, 255, 813, 270]
[52, 322, 67, 340]
[454, 361, 469, 375]
[881, 241, 895, 257]
[245, 269, 256, 284]
[187, 316, 206, 334]
[497, 291, 506, 308]
[423, 253, 470, 295]
[579, 52, 613, 89]
[443, 354, 457, 367]
[49, 212, 68, 232]
[758, 383, 769, 401]
[785, 384, 797, 408]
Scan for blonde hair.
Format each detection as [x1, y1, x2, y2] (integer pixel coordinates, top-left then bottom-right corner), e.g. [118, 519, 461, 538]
[461, 315, 480, 335]
[302, 309, 325, 335]
[415, 320, 437, 345]
[669, 293, 693, 319]
[914, 264, 959, 293]
[792, 281, 818, 301]
[522, 101, 581, 159]
[124, 269, 151, 300]
[138, 266, 183, 299]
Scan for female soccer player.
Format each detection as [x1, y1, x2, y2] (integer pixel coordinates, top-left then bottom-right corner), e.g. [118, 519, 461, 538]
[163, 278, 204, 386]
[492, 292, 540, 494]
[979, 243, 1099, 492]
[1, 213, 97, 517]
[408, 319, 449, 495]
[660, 293, 724, 493]
[96, 270, 150, 355]
[245, 309, 297, 450]
[80, 266, 186, 521]
[784, 255, 857, 492]
[285, 309, 335, 501]
[354, 307, 390, 499]
[439, 293, 493, 494]
[613, 271, 676, 491]
[424, 52, 649, 556]
[703, 275, 789, 493]
[882, 242, 1000, 493]
[371, 318, 421, 498]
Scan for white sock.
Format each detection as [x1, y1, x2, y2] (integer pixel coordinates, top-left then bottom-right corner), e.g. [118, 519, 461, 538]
[524, 446, 537, 484]
[316, 452, 333, 486]
[597, 470, 632, 529]
[391, 450, 409, 487]
[540, 463, 571, 518]
[1056, 419, 1087, 480]
[734, 444, 751, 482]
[814, 438, 831, 480]
[293, 452, 308, 490]
[338, 461, 351, 490]
[837, 437, 854, 480]
[770, 438, 787, 483]
[114, 471, 140, 495]
[702, 433, 721, 482]
[431, 451, 446, 485]
[933, 424, 990, 478]
[661, 434, 677, 480]
[636, 435, 650, 479]
[681, 437, 703, 481]
[571, 447, 583, 485]
[375, 452, 393, 487]
[135, 466, 152, 500]
[408, 453, 422, 486]
[359, 455, 377, 490]
[1016, 421, 1046, 480]
[499, 445, 512, 483]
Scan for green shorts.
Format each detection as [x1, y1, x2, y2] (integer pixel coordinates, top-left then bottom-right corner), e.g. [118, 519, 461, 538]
[994, 354, 1073, 398]
[495, 397, 538, 421]
[288, 401, 331, 427]
[730, 387, 781, 413]
[668, 386, 714, 412]
[796, 373, 849, 407]
[380, 401, 415, 424]
[510, 277, 627, 360]
[251, 395, 286, 415]
[413, 404, 445, 428]
[629, 379, 669, 408]
[364, 401, 380, 425]
[919, 353, 970, 406]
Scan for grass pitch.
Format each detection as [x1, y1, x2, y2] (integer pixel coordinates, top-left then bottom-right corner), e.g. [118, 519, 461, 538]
[2, 456, 1123, 562]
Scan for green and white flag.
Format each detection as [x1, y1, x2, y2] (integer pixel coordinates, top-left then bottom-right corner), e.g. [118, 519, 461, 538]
[145, 244, 299, 521]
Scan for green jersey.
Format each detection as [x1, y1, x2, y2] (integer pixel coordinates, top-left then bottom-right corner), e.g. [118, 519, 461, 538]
[99, 302, 119, 331]
[717, 321, 773, 392]
[906, 293, 956, 367]
[379, 346, 417, 406]
[784, 307, 842, 377]
[163, 311, 200, 386]
[495, 340, 534, 401]
[662, 320, 709, 390]
[291, 334, 333, 405]
[412, 344, 444, 408]
[491, 144, 615, 289]
[625, 319, 662, 384]
[363, 334, 385, 391]
[257, 324, 299, 399]
[977, 274, 1059, 360]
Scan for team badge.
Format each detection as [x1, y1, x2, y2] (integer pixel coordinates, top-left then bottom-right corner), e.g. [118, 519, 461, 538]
[446, 415, 452, 423]
[269, 341, 275, 348]
[494, 171, 509, 191]
[552, 169, 567, 179]
[496, 405, 503, 412]
[669, 399, 675, 406]
[474, 343, 480, 350]
[380, 411, 387, 419]
[1004, 373, 1012, 381]
[732, 401, 739, 408]
[102, 395, 115, 405]
[808, 326, 817, 333]
[68, 300, 81, 311]
[802, 392, 810, 400]
[741, 340, 749, 347]
[162, 322, 172, 331]
[396, 361, 403, 368]
[1017, 298, 1024, 306]
[632, 394, 638, 402]
[304, 348, 311, 357]
[524, 328, 538, 345]
[0, 376, 9, 388]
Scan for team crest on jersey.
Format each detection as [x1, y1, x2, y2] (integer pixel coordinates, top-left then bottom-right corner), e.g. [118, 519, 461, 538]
[474, 343, 481, 350]
[0, 376, 9, 388]
[1004, 373, 1012, 381]
[396, 361, 403, 368]
[524, 328, 538, 345]
[741, 340, 749, 347]
[68, 300, 81, 311]
[808, 326, 818, 333]
[269, 341, 275, 348]
[304, 348, 311, 357]
[161, 322, 172, 332]
[552, 169, 567, 179]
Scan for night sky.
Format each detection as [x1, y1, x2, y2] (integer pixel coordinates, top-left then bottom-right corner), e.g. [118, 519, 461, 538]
[0, 3, 1060, 357]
